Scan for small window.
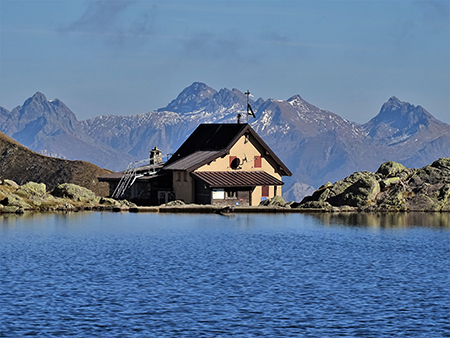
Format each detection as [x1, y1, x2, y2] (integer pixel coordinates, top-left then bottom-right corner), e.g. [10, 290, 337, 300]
[226, 190, 237, 198]
[213, 189, 225, 199]
[176, 171, 181, 182]
[254, 156, 262, 168]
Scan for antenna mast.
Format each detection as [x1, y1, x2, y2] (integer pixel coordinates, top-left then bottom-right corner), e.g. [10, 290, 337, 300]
[245, 90, 256, 124]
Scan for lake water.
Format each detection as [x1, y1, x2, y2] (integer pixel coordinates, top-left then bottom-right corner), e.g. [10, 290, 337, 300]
[1, 212, 449, 337]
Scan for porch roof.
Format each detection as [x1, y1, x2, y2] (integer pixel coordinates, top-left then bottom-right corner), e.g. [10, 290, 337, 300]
[191, 171, 284, 188]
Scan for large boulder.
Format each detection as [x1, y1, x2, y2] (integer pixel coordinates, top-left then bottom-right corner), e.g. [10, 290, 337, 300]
[2, 179, 19, 189]
[299, 157, 450, 212]
[17, 182, 46, 198]
[301, 171, 380, 208]
[376, 161, 407, 178]
[0, 194, 31, 209]
[51, 183, 99, 203]
[259, 195, 287, 207]
[166, 200, 185, 206]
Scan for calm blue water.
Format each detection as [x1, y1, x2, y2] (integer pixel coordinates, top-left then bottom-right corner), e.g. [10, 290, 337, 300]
[1, 212, 449, 337]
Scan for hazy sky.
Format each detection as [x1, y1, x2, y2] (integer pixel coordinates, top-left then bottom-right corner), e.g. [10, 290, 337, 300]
[1, 0, 449, 123]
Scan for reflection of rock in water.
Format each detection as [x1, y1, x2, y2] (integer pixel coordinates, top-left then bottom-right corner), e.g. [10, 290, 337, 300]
[306, 212, 450, 229]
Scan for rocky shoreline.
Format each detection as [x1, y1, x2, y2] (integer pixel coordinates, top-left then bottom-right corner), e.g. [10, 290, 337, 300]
[0, 180, 135, 214]
[295, 158, 450, 212]
[2, 157, 450, 215]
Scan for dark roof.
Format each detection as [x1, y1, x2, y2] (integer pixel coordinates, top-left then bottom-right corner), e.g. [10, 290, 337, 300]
[164, 123, 292, 176]
[98, 166, 166, 182]
[164, 150, 223, 171]
[165, 124, 247, 165]
[191, 171, 284, 188]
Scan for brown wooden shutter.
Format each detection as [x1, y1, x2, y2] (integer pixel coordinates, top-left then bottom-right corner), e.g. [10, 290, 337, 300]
[262, 185, 269, 197]
[254, 156, 262, 168]
[229, 156, 237, 167]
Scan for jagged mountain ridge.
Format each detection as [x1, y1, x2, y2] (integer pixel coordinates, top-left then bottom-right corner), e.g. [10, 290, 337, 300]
[79, 83, 450, 201]
[1, 83, 449, 201]
[0, 93, 133, 170]
[82, 84, 262, 160]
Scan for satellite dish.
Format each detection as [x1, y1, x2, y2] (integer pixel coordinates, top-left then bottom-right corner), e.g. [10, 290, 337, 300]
[230, 157, 241, 170]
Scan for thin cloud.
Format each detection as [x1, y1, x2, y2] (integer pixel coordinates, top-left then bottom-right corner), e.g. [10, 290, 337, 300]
[420, 0, 450, 24]
[59, 0, 158, 47]
[181, 31, 255, 63]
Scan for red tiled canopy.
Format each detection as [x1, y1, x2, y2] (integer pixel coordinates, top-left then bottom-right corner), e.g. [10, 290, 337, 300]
[191, 171, 284, 188]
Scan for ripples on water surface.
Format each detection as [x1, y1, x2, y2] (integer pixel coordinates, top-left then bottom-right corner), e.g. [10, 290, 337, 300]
[1, 212, 449, 337]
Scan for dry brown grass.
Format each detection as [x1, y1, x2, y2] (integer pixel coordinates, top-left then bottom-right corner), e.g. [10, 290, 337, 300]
[0, 132, 112, 196]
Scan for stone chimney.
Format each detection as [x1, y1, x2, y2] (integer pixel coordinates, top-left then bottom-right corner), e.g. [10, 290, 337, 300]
[150, 146, 162, 165]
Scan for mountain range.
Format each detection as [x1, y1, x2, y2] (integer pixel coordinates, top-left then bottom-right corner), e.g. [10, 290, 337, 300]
[1, 82, 449, 201]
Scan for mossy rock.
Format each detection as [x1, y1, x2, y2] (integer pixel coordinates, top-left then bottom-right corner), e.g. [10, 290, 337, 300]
[329, 172, 380, 207]
[438, 184, 450, 202]
[380, 177, 401, 189]
[318, 182, 333, 190]
[430, 157, 450, 171]
[259, 195, 286, 207]
[376, 161, 407, 178]
[17, 182, 47, 198]
[2, 179, 19, 189]
[0, 205, 24, 214]
[99, 197, 121, 206]
[296, 200, 333, 210]
[330, 171, 374, 196]
[0, 195, 31, 209]
[118, 200, 137, 208]
[51, 183, 98, 202]
[166, 200, 185, 206]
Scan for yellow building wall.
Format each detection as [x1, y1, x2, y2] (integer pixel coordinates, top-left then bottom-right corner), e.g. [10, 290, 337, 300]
[196, 135, 282, 178]
[195, 134, 283, 206]
[251, 185, 281, 206]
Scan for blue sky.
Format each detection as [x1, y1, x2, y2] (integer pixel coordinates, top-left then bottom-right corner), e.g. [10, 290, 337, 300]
[1, 0, 449, 123]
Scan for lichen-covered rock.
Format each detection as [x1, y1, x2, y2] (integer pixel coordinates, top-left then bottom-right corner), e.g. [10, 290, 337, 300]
[51, 183, 99, 203]
[17, 182, 46, 198]
[166, 200, 185, 206]
[430, 157, 450, 171]
[380, 177, 401, 189]
[0, 195, 31, 209]
[332, 173, 380, 207]
[259, 195, 287, 207]
[0, 205, 24, 214]
[297, 200, 333, 210]
[2, 179, 19, 189]
[303, 171, 380, 208]
[376, 161, 407, 178]
[118, 200, 137, 208]
[99, 197, 121, 206]
[299, 157, 450, 212]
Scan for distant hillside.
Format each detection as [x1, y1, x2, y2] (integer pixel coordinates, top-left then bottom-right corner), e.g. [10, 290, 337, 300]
[0, 131, 112, 196]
